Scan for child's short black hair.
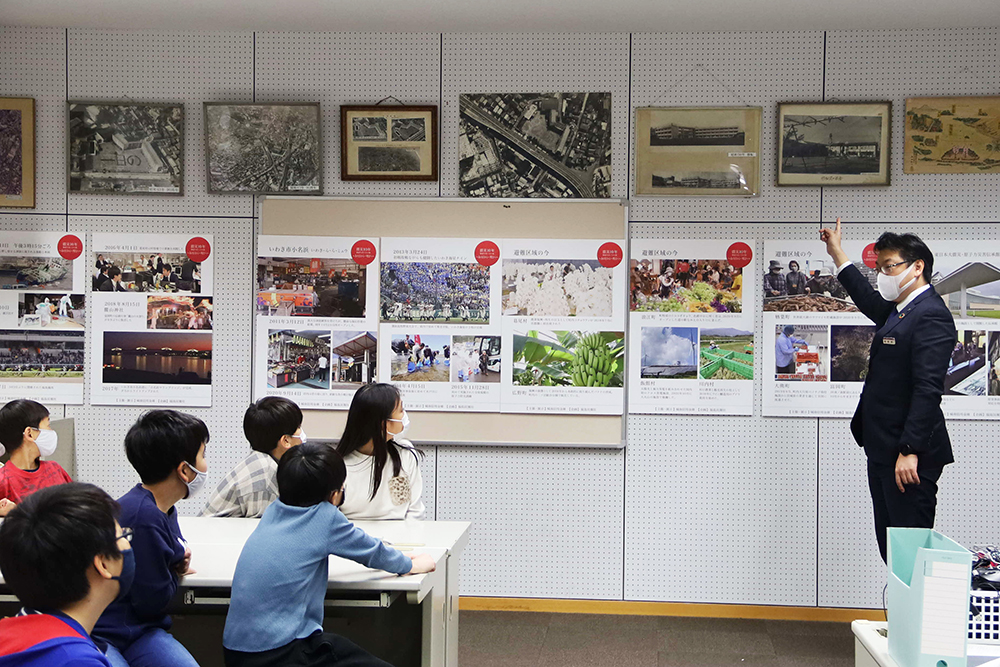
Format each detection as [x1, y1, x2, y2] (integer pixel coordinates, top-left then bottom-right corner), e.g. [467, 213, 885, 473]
[243, 396, 303, 454]
[108, 266, 121, 280]
[0, 399, 50, 453]
[277, 443, 346, 508]
[125, 410, 209, 484]
[0, 483, 121, 610]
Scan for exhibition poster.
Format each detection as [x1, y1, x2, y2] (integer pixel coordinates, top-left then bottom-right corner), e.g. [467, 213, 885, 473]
[89, 234, 214, 407]
[500, 238, 627, 415]
[627, 239, 756, 416]
[0, 232, 87, 404]
[378, 237, 502, 412]
[253, 236, 379, 410]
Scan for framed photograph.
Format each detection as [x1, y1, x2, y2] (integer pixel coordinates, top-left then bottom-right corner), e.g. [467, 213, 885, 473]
[905, 96, 1000, 174]
[0, 97, 35, 208]
[340, 105, 437, 181]
[204, 102, 322, 195]
[777, 102, 891, 186]
[634, 106, 761, 197]
[67, 102, 183, 195]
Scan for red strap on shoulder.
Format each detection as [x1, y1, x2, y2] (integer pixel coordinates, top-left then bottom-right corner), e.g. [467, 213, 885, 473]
[0, 615, 84, 656]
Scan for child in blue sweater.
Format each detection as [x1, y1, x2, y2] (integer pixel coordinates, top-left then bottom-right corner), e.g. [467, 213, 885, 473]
[93, 410, 210, 667]
[222, 443, 436, 667]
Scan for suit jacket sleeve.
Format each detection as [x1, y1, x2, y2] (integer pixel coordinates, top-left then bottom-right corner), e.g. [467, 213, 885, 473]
[899, 306, 956, 452]
[837, 264, 894, 328]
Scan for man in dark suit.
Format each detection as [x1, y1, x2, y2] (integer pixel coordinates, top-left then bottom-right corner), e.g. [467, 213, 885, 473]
[821, 218, 957, 562]
[98, 266, 128, 292]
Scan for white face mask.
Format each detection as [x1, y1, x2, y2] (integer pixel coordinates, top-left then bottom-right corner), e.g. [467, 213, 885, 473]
[295, 430, 308, 445]
[876, 263, 918, 302]
[387, 411, 410, 441]
[182, 463, 207, 499]
[34, 428, 58, 457]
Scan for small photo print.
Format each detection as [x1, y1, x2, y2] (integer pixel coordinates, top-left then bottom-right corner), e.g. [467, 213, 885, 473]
[358, 146, 421, 172]
[391, 118, 426, 142]
[0, 254, 73, 290]
[103, 331, 211, 385]
[17, 293, 85, 330]
[93, 251, 203, 293]
[380, 262, 490, 323]
[699, 327, 754, 380]
[0, 330, 84, 381]
[502, 259, 614, 317]
[147, 296, 212, 330]
[390, 333, 451, 383]
[830, 325, 875, 382]
[641, 326, 698, 380]
[257, 256, 367, 318]
[630, 258, 742, 313]
[988, 332, 1000, 396]
[352, 117, 388, 141]
[946, 330, 987, 396]
[450, 335, 501, 383]
[774, 324, 828, 381]
[513, 330, 624, 387]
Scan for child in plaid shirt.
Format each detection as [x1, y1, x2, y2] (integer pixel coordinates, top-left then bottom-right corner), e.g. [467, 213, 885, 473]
[201, 397, 305, 518]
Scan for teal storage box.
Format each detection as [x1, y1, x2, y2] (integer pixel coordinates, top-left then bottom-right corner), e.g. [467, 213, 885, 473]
[888, 527, 972, 667]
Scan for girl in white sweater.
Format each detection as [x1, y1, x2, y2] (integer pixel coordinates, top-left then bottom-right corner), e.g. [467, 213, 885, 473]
[336, 383, 425, 520]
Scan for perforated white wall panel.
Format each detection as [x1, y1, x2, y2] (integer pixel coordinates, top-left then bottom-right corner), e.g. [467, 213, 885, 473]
[630, 32, 825, 222]
[436, 445, 625, 598]
[0, 27, 67, 214]
[66, 30, 254, 217]
[440, 33, 630, 198]
[823, 28, 1000, 222]
[255, 32, 441, 198]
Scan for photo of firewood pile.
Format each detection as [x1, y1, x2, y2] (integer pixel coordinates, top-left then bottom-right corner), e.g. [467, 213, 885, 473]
[763, 294, 859, 312]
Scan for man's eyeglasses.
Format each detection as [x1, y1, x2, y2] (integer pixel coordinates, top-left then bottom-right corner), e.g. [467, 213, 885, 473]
[876, 260, 912, 276]
[116, 527, 134, 543]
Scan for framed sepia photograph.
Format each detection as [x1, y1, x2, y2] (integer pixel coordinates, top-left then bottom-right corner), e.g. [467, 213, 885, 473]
[634, 106, 761, 197]
[205, 102, 322, 195]
[777, 102, 891, 186]
[340, 105, 438, 181]
[0, 97, 36, 208]
[67, 102, 183, 195]
[905, 96, 1000, 174]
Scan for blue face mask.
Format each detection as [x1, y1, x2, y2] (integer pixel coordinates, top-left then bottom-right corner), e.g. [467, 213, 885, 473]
[111, 549, 135, 602]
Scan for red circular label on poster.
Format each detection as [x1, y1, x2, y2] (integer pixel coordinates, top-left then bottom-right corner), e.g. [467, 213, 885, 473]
[57, 235, 83, 261]
[474, 241, 500, 266]
[726, 242, 753, 269]
[185, 237, 212, 263]
[597, 242, 623, 268]
[351, 240, 377, 265]
[862, 243, 878, 268]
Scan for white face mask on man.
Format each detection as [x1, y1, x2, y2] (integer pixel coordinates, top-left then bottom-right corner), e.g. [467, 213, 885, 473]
[876, 262, 918, 302]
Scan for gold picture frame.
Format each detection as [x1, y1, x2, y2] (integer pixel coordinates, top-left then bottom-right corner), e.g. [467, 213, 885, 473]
[340, 105, 438, 181]
[905, 96, 1000, 174]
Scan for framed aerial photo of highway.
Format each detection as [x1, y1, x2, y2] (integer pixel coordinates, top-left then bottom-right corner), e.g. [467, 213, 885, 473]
[340, 105, 438, 181]
[777, 102, 891, 186]
[204, 102, 322, 195]
[904, 96, 1000, 174]
[634, 106, 762, 197]
[67, 102, 183, 195]
[0, 98, 35, 208]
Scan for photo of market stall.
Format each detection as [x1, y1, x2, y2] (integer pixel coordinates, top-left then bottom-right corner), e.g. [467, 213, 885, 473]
[257, 257, 366, 317]
[266, 329, 332, 390]
[329, 331, 376, 387]
[630, 258, 742, 313]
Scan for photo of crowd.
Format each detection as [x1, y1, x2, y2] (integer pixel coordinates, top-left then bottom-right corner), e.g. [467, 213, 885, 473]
[17, 293, 85, 329]
[762, 256, 873, 312]
[630, 258, 743, 313]
[502, 259, 614, 317]
[0, 254, 72, 290]
[257, 256, 366, 318]
[989, 332, 1000, 397]
[147, 296, 212, 330]
[774, 324, 828, 381]
[0, 331, 84, 381]
[381, 262, 490, 323]
[390, 334, 451, 382]
[451, 335, 501, 383]
[92, 251, 202, 293]
[266, 329, 332, 391]
[945, 330, 987, 396]
[103, 331, 211, 385]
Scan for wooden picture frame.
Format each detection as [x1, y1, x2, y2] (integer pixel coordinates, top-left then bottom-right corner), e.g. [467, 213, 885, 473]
[904, 96, 1000, 174]
[204, 102, 322, 195]
[67, 102, 184, 195]
[634, 106, 762, 197]
[777, 102, 891, 186]
[340, 105, 438, 181]
[0, 97, 35, 208]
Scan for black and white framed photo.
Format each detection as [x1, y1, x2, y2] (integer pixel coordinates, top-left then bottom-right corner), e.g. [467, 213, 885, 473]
[204, 102, 322, 195]
[777, 102, 891, 186]
[67, 102, 184, 195]
[634, 106, 762, 197]
[340, 105, 438, 181]
[0, 97, 35, 208]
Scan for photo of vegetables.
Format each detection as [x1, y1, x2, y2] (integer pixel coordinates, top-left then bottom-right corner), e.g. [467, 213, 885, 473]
[630, 258, 742, 313]
[512, 330, 624, 387]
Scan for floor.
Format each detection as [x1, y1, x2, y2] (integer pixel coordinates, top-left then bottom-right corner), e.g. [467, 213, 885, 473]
[459, 611, 856, 667]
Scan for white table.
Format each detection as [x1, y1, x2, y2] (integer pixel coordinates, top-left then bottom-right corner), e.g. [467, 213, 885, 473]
[853, 620, 1000, 667]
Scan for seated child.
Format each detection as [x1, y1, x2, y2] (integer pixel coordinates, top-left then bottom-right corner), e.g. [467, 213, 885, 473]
[222, 443, 436, 667]
[0, 483, 133, 667]
[93, 410, 210, 667]
[202, 396, 305, 518]
[335, 384, 425, 521]
[0, 399, 72, 517]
